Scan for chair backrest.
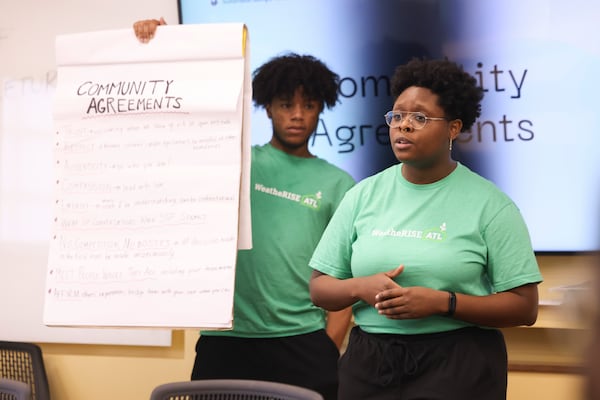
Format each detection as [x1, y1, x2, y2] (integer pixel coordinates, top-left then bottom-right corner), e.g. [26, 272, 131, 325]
[0, 341, 50, 400]
[149, 379, 324, 400]
[0, 377, 31, 400]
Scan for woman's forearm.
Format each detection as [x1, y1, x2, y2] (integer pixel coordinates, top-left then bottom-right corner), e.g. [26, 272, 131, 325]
[309, 271, 360, 311]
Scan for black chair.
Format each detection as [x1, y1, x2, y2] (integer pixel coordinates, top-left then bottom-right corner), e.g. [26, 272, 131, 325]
[149, 379, 324, 400]
[0, 341, 50, 400]
[0, 377, 31, 400]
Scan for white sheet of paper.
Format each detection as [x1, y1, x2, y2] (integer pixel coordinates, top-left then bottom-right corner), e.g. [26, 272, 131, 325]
[44, 23, 251, 329]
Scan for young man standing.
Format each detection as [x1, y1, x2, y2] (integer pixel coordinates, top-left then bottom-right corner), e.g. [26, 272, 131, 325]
[134, 19, 355, 400]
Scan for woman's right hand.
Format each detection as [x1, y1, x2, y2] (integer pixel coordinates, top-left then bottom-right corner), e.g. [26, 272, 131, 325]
[310, 265, 404, 311]
[357, 265, 404, 307]
[133, 17, 167, 43]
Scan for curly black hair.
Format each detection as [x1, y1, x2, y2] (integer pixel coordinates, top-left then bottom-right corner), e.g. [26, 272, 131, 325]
[390, 58, 484, 131]
[252, 53, 340, 110]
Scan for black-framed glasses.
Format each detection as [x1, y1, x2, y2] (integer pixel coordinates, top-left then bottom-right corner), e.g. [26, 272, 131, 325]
[384, 111, 447, 130]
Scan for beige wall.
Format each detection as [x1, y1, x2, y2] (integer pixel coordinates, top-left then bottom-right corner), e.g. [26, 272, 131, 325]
[41, 330, 195, 399]
[508, 372, 584, 399]
[36, 254, 595, 400]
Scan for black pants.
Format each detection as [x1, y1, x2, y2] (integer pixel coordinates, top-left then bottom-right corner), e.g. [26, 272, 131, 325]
[338, 326, 507, 400]
[191, 329, 340, 400]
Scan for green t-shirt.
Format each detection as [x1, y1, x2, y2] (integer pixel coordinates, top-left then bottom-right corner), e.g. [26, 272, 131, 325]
[309, 163, 543, 335]
[203, 143, 355, 338]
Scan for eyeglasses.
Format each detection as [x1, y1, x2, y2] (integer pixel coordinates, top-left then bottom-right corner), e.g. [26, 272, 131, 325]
[384, 111, 447, 130]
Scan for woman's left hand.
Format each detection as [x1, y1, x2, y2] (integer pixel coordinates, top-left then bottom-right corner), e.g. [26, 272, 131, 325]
[374, 286, 447, 319]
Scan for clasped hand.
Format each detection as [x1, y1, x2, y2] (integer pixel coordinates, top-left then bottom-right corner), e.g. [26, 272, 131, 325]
[363, 265, 443, 319]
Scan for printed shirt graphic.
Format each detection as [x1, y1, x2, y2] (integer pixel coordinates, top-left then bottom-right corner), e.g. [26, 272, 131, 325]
[309, 163, 542, 335]
[204, 143, 355, 338]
